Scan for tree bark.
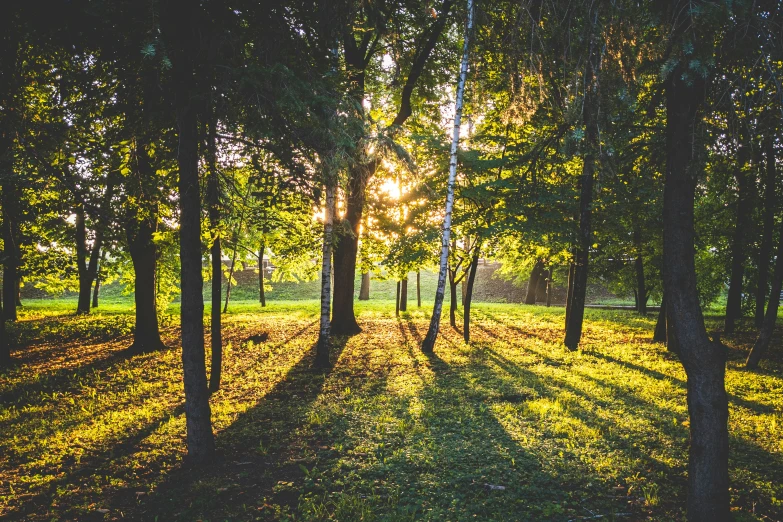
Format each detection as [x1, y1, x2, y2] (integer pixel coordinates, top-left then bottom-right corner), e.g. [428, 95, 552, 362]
[331, 161, 372, 335]
[223, 237, 238, 314]
[654, 292, 667, 343]
[565, 261, 575, 330]
[635, 258, 647, 315]
[664, 62, 729, 521]
[417, 270, 421, 307]
[92, 251, 105, 309]
[564, 16, 600, 351]
[206, 110, 222, 394]
[724, 137, 752, 335]
[395, 281, 401, 317]
[449, 276, 459, 327]
[127, 219, 166, 355]
[0, 299, 7, 368]
[524, 260, 543, 304]
[746, 216, 783, 369]
[358, 272, 370, 300]
[75, 205, 91, 314]
[164, 0, 215, 463]
[315, 182, 336, 368]
[545, 273, 552, 307]
[535, 268, 549, 303]
[463, 245, 480, 342]
[259, 241, 266, 307]
[421, 0, 473, 353]
[400, 277, 408, 312]
[3, 182, 18, 322]
[756, 138, 776, 327]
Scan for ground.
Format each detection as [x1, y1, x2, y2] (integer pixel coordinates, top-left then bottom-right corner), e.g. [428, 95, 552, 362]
[0, 299, 781, 521]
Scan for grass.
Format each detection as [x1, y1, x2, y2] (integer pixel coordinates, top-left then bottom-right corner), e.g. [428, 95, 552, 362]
[0, 299, 781, 521]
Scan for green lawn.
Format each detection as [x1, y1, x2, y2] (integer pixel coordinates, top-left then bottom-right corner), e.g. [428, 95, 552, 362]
[0, 300, 780, 521]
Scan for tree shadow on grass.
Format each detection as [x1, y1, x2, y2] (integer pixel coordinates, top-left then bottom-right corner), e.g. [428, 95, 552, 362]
[2, 403, 186, 521]
[127, 335, 350, 521]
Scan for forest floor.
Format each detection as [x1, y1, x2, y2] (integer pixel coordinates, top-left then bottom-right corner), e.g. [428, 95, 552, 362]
[0, 300, 781, 521]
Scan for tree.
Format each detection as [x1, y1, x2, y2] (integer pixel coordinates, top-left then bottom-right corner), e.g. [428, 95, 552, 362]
[162, 0, 214, 463]
[421, 0, 474, 353]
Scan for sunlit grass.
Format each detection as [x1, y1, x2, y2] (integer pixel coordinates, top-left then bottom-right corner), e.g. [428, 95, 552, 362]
[0, 300, 780, 521]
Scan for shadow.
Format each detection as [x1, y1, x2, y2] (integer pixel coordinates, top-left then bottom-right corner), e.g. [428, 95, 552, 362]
[2, 403, 186, 521]
[128, 333, 350, 521]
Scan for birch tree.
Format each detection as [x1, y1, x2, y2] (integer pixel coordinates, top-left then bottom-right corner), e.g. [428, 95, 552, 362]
[421, 0, 474, 353]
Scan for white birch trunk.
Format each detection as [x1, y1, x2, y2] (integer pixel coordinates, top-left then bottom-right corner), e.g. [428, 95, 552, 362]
[421, 0, 474, 353]
[315, 180, 336, 367]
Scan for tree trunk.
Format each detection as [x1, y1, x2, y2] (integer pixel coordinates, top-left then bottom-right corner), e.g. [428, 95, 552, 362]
[417, 270, 421, 307]
[654, 292, 667, 343]
[127, 222, 166, 355]
[524, 260, 543, 304]
[395, 281, 401, 317]
[75, 205, 92, 314]
[564, 18, 600, 351]
[463, 245, 480, 343]
[724, 138, 752, 334]
[565, 261, 575, 329]
[165, 0, 215, 463]
[756, 138, 776, 327]
[3, 182, 18, 322]
[92, 273, 101, 308]
[400, 277, 408, 312]
[92, 251, 105, 309]
[421, 0, 473, 353]
[449, 279, 458, 327]
[746, 216, 783, 369]
[315, 182, 336, 368]
[664, 64, 729, 521]
[0, 298, 7, 368]
[223, 238, 238, 314]
[545, 273, 552, 307]
[635, 256, 647, 314]
[259, 242, 266, 307]
[633, 289, 639, 311]
[331, 161, 372, 335]
[358, 272, 370, 300]
[535, 268, 549, 303]
[206, 111, 222, 394]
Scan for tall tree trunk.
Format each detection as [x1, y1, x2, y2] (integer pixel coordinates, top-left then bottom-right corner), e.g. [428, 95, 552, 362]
[92, 273, 101, 308]
[635, 256, 647, 314]
[206, 110, 222, 394]
[664, 63, 729, 521]
[746, 216, 783, 369]
[524, 260, 543, 304]
[164, 0, 215, 463]
[358, 272, 370, 300]
[564, 17, 600, 351]
[400, 277, 408, 312]
[223, 238, 238, 314]
[545, 272, 552, 307]
[417, 270, 421, 307]
[259, 241, 266, 307]
[75, 205, 91, 314]
[331, 161, 372, 335]
[463, 245, 480, 342]
[421, 0, 473, 353]
[315, 182, 336, 368]
[724, 138, 752, 334]
[0, 299, 6, 368]
[3, 182, 18, 322]
[92, 251, 105, 309]
[127, 221, 166, 355]
[449, 278, 458, 327]
[565, 261, 575, 329]
[654, 292, 667, 343]
[756, 138, 776, 327]
[535, 268, 549, 303]
[395, 281, 401, 317]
